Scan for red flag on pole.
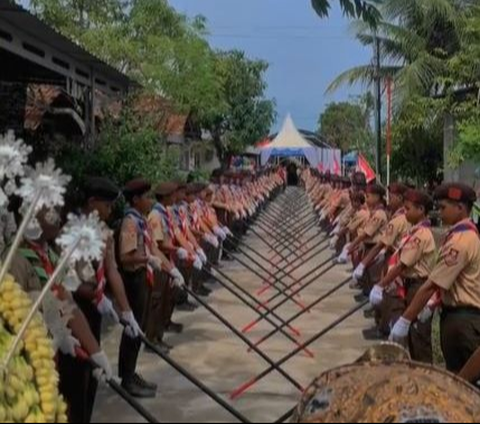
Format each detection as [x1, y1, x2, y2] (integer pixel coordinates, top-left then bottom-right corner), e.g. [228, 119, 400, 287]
[358, 154, 376, 183]
[333, 156, 341, 176]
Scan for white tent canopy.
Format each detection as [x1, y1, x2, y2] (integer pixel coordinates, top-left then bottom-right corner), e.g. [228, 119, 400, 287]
[260, 114, 320, 167]
[269, 114, 312, 148]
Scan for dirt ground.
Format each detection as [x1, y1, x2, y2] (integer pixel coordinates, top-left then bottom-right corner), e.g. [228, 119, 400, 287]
[93, 188, 373, 423]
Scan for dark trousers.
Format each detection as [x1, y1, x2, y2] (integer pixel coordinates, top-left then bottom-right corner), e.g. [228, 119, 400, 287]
[378, 291, 405, 337]
[441, 309, 480, 373]
[406, 281, 433, 363]
[59, 298, 101, 423]
[145, 270, 175, 343]
[119, 268, 150, 381]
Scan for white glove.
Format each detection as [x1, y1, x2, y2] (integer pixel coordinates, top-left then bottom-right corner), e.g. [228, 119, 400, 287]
[332, 224, 341, 236]
[375, 249, 386, 265]
[329, 235, 338, 250]
[204, 234, 219, 248]
[336, 244, 351, 264]
[214, 226, 227, 241]
[97, 295, 119, 323]
[148, 255, 162, 271]
[91, 351, 113, 382]
[122, 311, 142, 339]
[193, 256, 203, 270]
[417, 306, 434, 324]
[223, 226, 233, 236]
[177, 248, 189, 261]
[197, 248, 208, 265]
[389, 317, 412, 343]
[57, 334, 80, 357]
[369, 285, 384, 306]
[353, 263, 366, 281]
[170, 268, 185, 288]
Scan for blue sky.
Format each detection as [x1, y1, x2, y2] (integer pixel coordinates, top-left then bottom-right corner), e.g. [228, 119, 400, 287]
[170, 0, 371, 132]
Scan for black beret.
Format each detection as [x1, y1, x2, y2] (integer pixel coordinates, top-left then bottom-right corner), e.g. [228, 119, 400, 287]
[154, 182, 179, 197]
[84, 177, 120, 202]
[389, 183, 410, 196]
[404, 189, 433, 210]
[366, 184, 386, 198]
[123, 178, 151, 198]
[434, 183, 477, 205]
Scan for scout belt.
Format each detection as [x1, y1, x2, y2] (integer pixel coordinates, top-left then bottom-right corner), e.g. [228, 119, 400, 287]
[292, 343, 480, 423]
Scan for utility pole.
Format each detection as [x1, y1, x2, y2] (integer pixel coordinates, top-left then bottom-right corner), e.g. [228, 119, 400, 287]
[375, 36, 382, 181]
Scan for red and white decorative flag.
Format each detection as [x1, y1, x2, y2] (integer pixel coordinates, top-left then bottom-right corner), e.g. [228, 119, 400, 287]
[357, 154, 376, 183]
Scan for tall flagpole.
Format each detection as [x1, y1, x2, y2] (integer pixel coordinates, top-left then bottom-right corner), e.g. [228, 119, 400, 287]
[386, 77, 393, 190]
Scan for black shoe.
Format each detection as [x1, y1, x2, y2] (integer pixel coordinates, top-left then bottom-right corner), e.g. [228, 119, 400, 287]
[362, 327, 384, 341]
[122, 378, 156, 399]
[167, 322, 184, 334]
[145, 341, 171, 355]
[133, 373, 158, 391]
[354, 293, 368, 303]
[177, 301, 197, 312]
[364, 309, 375, 319]
[194, 286, 211, 297]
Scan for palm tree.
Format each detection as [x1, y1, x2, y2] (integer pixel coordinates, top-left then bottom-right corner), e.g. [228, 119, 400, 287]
[311, 0, 382, 25]
[327, 0, 472, 103]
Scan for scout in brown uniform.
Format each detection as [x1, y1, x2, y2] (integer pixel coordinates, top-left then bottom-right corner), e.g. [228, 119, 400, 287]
[390, 183, 480, 373]
[149, 183, 197, 312]
[370, 190, 436, 361]
[340, 185, 388, 294]
[353, 183, 410, 281]
[72, 177, 144, 420]
[146, 183, 188, 354]
[117, 179, 158, 398]
[331, 192, 368, 255]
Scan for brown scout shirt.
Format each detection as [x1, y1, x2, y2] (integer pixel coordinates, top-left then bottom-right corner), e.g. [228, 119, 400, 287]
[148, 209, 168, 244]
[429, 221, 480, 309]
[364, 207, 388, 245]
[119, 215, 147, 272]
[348, 208, 370, 235]
[381, 212, 411, 249]
[400, 227, 436, 279]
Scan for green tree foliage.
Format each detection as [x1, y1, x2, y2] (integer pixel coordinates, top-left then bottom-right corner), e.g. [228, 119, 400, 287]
[205, 50, 276, 162]
[26, 0, 276, 167]
[390, 96, 444, 184]
[318, 96, 374, 153]
[311, 0, 382, 26]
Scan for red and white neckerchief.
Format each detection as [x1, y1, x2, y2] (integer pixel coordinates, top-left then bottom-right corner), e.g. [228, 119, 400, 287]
[125, 208, 155, 287]
[189, 202, 201, 232]
[27, 240, 61, 297]
[178, 206, 189, 237]
[94, 260, 107, 305]
[387, 220, 431, 298]
[153, 203, 176, 241]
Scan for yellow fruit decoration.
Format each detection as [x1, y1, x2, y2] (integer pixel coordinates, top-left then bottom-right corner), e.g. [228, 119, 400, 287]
[0, 276, 68, 423]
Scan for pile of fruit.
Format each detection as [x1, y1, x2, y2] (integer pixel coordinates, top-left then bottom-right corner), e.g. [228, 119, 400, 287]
[0, 275, 68, 423]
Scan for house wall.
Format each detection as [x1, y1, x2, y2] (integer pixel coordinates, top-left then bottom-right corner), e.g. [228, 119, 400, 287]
[179, 141, 220, 172]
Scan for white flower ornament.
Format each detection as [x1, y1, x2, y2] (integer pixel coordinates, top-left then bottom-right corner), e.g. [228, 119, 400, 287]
[0, 130, 32, 180]
[57, 212, 106, 264]
[17, 159, 71, 211]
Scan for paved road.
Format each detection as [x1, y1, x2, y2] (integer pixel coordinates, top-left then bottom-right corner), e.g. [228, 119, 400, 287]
[93, 188, 373, 423]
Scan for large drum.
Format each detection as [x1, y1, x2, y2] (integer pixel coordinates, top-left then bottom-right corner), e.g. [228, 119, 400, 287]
[293, 343, 480, 423]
